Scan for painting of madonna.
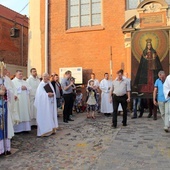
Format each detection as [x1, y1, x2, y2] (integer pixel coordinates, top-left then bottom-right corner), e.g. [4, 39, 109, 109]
[134, 38, 162, 93]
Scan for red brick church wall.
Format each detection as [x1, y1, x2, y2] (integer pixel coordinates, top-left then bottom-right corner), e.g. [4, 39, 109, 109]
[41, 0, 126, 83]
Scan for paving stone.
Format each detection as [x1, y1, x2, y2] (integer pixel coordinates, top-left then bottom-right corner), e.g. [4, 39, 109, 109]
[0, 112, 170, 169]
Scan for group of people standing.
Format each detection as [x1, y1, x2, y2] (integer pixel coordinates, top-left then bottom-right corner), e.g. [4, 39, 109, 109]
[86, 70, 130, 128]
[85, 69, 170, 132]
[0, 67, 130, 155]
[1, 65, 170, 156]
[0, 68, 60, 156]
[130, 70, 170, 133]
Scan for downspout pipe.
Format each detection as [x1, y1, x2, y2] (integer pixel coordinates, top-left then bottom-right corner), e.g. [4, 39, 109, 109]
[45, 0, 49, 73]
[21, 25, 24, 66]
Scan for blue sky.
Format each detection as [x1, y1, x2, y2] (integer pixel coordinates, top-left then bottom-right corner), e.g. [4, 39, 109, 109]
[0, 0, 29, 16]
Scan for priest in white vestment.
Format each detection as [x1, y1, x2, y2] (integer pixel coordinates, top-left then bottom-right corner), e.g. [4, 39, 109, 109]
[26, 68, 40, 126]
[34, 73, 58, 137]
[0, 67, 15, 155]
[100, 73, 113, 116]
[163, 75, 170, 128]
[12, 70, 31, 133]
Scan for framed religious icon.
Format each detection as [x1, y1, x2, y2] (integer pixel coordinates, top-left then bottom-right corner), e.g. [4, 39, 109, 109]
[131, 30, 169, 98]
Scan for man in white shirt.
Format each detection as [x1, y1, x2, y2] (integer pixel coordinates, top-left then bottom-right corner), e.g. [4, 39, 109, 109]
[110, 69, 131, 128]
[163, 74, 170, 132]
[26, 68, 40, 126]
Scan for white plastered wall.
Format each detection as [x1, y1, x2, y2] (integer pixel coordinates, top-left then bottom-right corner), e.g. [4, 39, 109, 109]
[27, 0, 42, 77]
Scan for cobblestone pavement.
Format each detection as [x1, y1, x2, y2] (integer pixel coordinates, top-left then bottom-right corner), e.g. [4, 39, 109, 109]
[1, 111, 170, 170]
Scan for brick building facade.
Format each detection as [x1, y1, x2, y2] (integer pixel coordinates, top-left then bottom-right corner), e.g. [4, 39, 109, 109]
[29, 0, 126, 82]
[29, 0, 170, 85]
[0, 5, 28, 67]
[48, 0, 126, 82]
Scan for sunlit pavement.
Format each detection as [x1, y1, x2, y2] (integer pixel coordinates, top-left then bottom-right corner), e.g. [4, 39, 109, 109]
[1, 111, 170, 170]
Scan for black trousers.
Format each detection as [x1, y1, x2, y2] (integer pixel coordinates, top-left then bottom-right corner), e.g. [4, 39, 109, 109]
[147, 98, 157, 118]
[63, 93, 73, 121]
[70, 92, 76, 114]
[112, 94, 127, 127]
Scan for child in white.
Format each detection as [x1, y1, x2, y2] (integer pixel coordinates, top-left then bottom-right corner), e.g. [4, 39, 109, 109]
[86, 80, 97, 119]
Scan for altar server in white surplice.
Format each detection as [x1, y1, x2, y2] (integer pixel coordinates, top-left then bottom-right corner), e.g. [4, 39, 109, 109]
[100, 73, 113, 116]
[4, 73, 19, 126]
[3, 69, 17, 136]
[12, 70, 31, 133]
[34, 73, 58, 137]
[26, 68, 40, 126]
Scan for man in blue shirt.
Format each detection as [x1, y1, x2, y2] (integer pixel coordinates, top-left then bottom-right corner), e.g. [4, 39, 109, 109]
[153, 71, 167, 132]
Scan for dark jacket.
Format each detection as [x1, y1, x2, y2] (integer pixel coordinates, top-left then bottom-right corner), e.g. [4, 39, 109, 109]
[51, 81, 63, 97]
